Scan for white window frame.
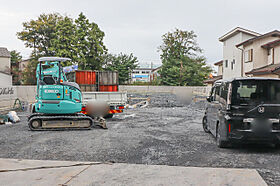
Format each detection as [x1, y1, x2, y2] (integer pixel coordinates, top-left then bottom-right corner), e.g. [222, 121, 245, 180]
[244, 49, 253, 63]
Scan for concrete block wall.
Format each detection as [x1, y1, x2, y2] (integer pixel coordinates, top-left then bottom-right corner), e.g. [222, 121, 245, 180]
[0, 85, 211, 111]
[0, 86, 17, 111]
[14, 86, 37, 103]
[119, 85, 211, 95]
[0, 86, 36, 112]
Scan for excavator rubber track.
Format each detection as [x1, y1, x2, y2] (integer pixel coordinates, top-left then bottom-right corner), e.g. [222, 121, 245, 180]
[28, 113, 93, 131]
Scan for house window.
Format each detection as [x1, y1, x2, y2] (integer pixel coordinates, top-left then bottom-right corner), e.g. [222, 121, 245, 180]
[244, 49, 253, 62]
[231, 59, 235, 70]
[225, 60, 228, 68]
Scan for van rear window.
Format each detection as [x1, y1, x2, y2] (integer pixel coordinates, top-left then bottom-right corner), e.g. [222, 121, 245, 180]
[232, 80, 280, 105]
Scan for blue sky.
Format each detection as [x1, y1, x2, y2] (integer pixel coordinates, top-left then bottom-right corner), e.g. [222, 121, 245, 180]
[0, 0, 279, 68]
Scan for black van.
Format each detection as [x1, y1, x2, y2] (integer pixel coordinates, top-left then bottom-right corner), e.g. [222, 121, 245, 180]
[203, 77, 280, 148]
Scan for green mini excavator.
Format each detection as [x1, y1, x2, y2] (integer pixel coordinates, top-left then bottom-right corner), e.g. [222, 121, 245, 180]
[28, 57, 93, 130]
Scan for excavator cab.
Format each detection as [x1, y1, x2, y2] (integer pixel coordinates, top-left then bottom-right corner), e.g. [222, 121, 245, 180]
[34, 57, 82, 114]
[28, 57, 93, 130]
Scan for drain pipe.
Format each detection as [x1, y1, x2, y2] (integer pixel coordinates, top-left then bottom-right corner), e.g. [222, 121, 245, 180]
[237, 46, 244, 77]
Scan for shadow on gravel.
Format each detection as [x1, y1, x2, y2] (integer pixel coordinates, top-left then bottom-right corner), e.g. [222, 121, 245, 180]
[229, 143, 280, 153]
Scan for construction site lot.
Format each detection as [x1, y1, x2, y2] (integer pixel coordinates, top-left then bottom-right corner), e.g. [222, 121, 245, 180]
[0, 93, 279, 186]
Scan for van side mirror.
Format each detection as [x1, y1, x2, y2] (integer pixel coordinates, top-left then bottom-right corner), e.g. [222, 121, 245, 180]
[207, 96, 211, 102]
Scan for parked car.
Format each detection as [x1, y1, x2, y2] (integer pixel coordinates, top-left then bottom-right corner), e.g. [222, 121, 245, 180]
[203, 77, 280, 148]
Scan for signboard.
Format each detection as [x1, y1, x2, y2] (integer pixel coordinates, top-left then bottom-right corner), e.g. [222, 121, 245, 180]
[63, 64, 78, 73]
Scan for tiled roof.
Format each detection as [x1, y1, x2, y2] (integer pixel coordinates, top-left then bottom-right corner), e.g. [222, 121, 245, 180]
[0, 47, 11, 57]
[219, 27, 261, 42]
[245, 64, 280, 75]
[261, 39, 280, 49]
[214, 60, 223, 66]
[203, 75, 222, 84]
[236, 30, 280, 47]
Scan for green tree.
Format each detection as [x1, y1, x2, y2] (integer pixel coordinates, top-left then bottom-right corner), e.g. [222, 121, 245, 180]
[10, 50, 22, 63]
[159, 29, 212, 86]
[160, 56, 212, 86]
[159, 29, 202, 60]
[22, 52, 39, 85]
[17, 12, 107, 71]
[10, 50, 22, 85]
[50, 16, 78, 66]
[75, 13, 107, 70]
[104, 53, 139, 84]
[17, 13, 63, 56]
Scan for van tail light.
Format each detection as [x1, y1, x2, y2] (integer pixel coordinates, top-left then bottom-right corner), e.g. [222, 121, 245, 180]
[118, 106, 125, 110]
[228, 123, 231, 133]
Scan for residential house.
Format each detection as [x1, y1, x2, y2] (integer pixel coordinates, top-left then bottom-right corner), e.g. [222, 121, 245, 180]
[0, 47, 12, 86]
[0, 47, 11, 74]
[19, 59, 30, 72]
[203, 60, 223, 86]
[236, 30, 280, 78]
[16, 59, 31, 84]
[219, 27, 261, 79]
[150, 66, 161, 82]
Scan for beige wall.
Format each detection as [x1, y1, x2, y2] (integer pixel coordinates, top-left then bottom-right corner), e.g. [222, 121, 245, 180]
[274, 45, 280, 64]
[222, 32, 256, 80]
[217, 65, 223, 76]
[0, 72, 12, 86]
[243, 36, 280, 75]
[0, 57, 11, 74]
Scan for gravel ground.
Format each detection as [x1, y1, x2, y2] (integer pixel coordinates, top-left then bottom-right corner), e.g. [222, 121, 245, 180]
[0, 93, 279, 185]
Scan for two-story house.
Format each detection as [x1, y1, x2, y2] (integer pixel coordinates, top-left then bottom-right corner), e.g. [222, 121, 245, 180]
[236, 30, 280, 78]
[219, 27, 261, 79]
[203, 60, 223, 86]
[0, 47, 12, 86]
[206, 27, 280, 86]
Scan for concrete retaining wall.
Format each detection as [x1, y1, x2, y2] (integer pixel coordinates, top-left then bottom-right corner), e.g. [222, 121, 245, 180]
[0, 86, 36, 112]
[119, 85, 211, 95]
[15, 86, 37, 103]
[0, 73, 12, 86]
[0, 85, 211, 111]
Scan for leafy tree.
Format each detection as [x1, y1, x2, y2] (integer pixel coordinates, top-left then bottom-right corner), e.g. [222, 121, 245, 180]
[10, 50, 22, 64]
[160, 56, 212, 86]
[17, 12, 107, 71]
[75, 13, 107, 70]
[21, 52, 39, 85]
[159, 29, 202, 60]
[17, 13, 63, 56]
[104, 53, 139, 84]
[50, 16, 78, 66]
[159, 29, 212, 86]
[10, 50, 22, 85]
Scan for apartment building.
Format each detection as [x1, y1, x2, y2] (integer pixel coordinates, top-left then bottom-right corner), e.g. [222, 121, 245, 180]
[131, 68, 153, 82]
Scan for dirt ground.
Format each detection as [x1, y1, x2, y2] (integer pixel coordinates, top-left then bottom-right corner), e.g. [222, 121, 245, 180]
[0, 93, 279, 185]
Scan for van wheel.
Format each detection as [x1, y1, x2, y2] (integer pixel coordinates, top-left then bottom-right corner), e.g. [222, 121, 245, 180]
[216, 123, 228, 148]
[202, 116, 210, 133]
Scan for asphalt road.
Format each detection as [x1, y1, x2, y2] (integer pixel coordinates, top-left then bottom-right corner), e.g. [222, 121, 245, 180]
[0, 93, 279, 185]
